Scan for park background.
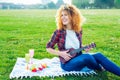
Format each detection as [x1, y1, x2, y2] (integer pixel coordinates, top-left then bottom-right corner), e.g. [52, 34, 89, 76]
[0, 0, 120, 80]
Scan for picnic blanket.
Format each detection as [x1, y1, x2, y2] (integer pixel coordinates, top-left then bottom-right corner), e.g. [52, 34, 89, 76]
[10, 57, 96, 79]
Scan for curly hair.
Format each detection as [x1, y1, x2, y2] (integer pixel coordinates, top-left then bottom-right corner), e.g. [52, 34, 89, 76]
[56, 4, 85, 33]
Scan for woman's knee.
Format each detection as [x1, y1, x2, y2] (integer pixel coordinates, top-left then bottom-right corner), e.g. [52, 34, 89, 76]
[70, 54, 96, 65]
[81, 54, 96, 63]
[93, 52, 105, 58]
[93, 52, 107, 62]
[70, 54, 90, 64]
[84, 54, 94, 60]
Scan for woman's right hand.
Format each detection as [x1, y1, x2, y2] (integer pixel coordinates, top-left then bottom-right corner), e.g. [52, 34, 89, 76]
[59, 50, 72, 61]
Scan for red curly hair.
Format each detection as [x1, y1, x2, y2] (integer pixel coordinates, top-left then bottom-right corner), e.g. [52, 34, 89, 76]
[56, 4, 85, 33]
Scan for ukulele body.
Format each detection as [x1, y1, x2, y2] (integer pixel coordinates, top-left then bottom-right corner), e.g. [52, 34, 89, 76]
[59, 42, 96, 64]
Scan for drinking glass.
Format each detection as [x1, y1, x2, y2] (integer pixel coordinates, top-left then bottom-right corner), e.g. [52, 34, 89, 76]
[29, 49, 34, 64]
[25, 54, 30, 70]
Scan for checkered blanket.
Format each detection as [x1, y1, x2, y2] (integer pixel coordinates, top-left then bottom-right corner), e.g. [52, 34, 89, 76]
[10, 57, 96, 79]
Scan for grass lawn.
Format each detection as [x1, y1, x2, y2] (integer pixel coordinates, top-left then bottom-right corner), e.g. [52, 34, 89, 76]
[0, 9, 120, 80]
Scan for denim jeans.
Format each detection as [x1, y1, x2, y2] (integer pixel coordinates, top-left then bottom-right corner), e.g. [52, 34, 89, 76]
[61, 52, 120, 76]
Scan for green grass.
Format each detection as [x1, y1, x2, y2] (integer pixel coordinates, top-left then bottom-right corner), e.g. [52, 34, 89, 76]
[0, 9, 120, 80]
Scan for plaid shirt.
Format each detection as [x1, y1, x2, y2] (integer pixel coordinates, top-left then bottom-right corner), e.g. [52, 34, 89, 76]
[46, 29, 82, 51]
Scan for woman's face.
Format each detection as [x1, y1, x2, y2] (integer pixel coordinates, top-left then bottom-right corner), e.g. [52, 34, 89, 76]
[61, 10, 71, 26]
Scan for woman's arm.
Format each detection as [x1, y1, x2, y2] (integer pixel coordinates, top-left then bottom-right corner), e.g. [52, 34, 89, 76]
[82, 45, 91, 53]
[46, 48, 72, 61]
[46, 48, 61, 56]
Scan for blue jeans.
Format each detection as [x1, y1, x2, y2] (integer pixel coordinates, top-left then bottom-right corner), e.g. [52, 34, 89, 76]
[61, 52, 120, 76]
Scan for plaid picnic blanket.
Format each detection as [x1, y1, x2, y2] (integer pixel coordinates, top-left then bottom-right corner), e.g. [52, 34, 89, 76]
[10, 57, 96, 79]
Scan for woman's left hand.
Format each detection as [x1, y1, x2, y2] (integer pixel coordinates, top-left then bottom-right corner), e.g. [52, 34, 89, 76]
[84, 48, 92, 53]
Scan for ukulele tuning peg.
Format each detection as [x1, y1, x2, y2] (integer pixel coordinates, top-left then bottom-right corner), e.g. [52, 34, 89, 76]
[92, 42, 96, 47]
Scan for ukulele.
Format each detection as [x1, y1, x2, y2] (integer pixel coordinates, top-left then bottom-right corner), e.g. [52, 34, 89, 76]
[59, 42, 96, 64]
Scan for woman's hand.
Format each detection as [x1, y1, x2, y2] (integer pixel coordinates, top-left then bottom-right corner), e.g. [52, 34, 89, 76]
[84, 48, 92, 53]
[59, 50, 72, 61]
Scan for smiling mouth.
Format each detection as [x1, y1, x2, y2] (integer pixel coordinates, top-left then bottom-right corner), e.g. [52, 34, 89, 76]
[62, 19, 67, 22]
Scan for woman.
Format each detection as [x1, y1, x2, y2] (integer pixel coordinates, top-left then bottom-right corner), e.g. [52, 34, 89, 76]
[46, 4, 120, 76]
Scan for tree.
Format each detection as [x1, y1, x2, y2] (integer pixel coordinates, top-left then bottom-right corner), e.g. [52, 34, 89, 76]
[114, 0, 120, 8]
[72, 0, 90, 9]
[94, 0, 114, 8]
[47, 1, 56, 9]
[72, 0, 79, 8]
[56, 0, 64, 8]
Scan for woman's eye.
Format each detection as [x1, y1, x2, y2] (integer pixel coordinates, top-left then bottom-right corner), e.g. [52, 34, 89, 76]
[64, 14, 68, 16]
[61, 15, 63, 17]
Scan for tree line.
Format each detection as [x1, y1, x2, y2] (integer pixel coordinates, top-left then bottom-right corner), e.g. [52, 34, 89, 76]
[0, 0, 63, 9]
[0, 0, 120, 9]
[72, 0, 120, 9]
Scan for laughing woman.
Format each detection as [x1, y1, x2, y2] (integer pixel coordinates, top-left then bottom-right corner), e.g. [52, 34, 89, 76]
[46, 4, 120, 76]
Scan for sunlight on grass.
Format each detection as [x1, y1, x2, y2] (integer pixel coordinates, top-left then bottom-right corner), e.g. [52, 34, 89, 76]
[0, 9, 120, 80]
